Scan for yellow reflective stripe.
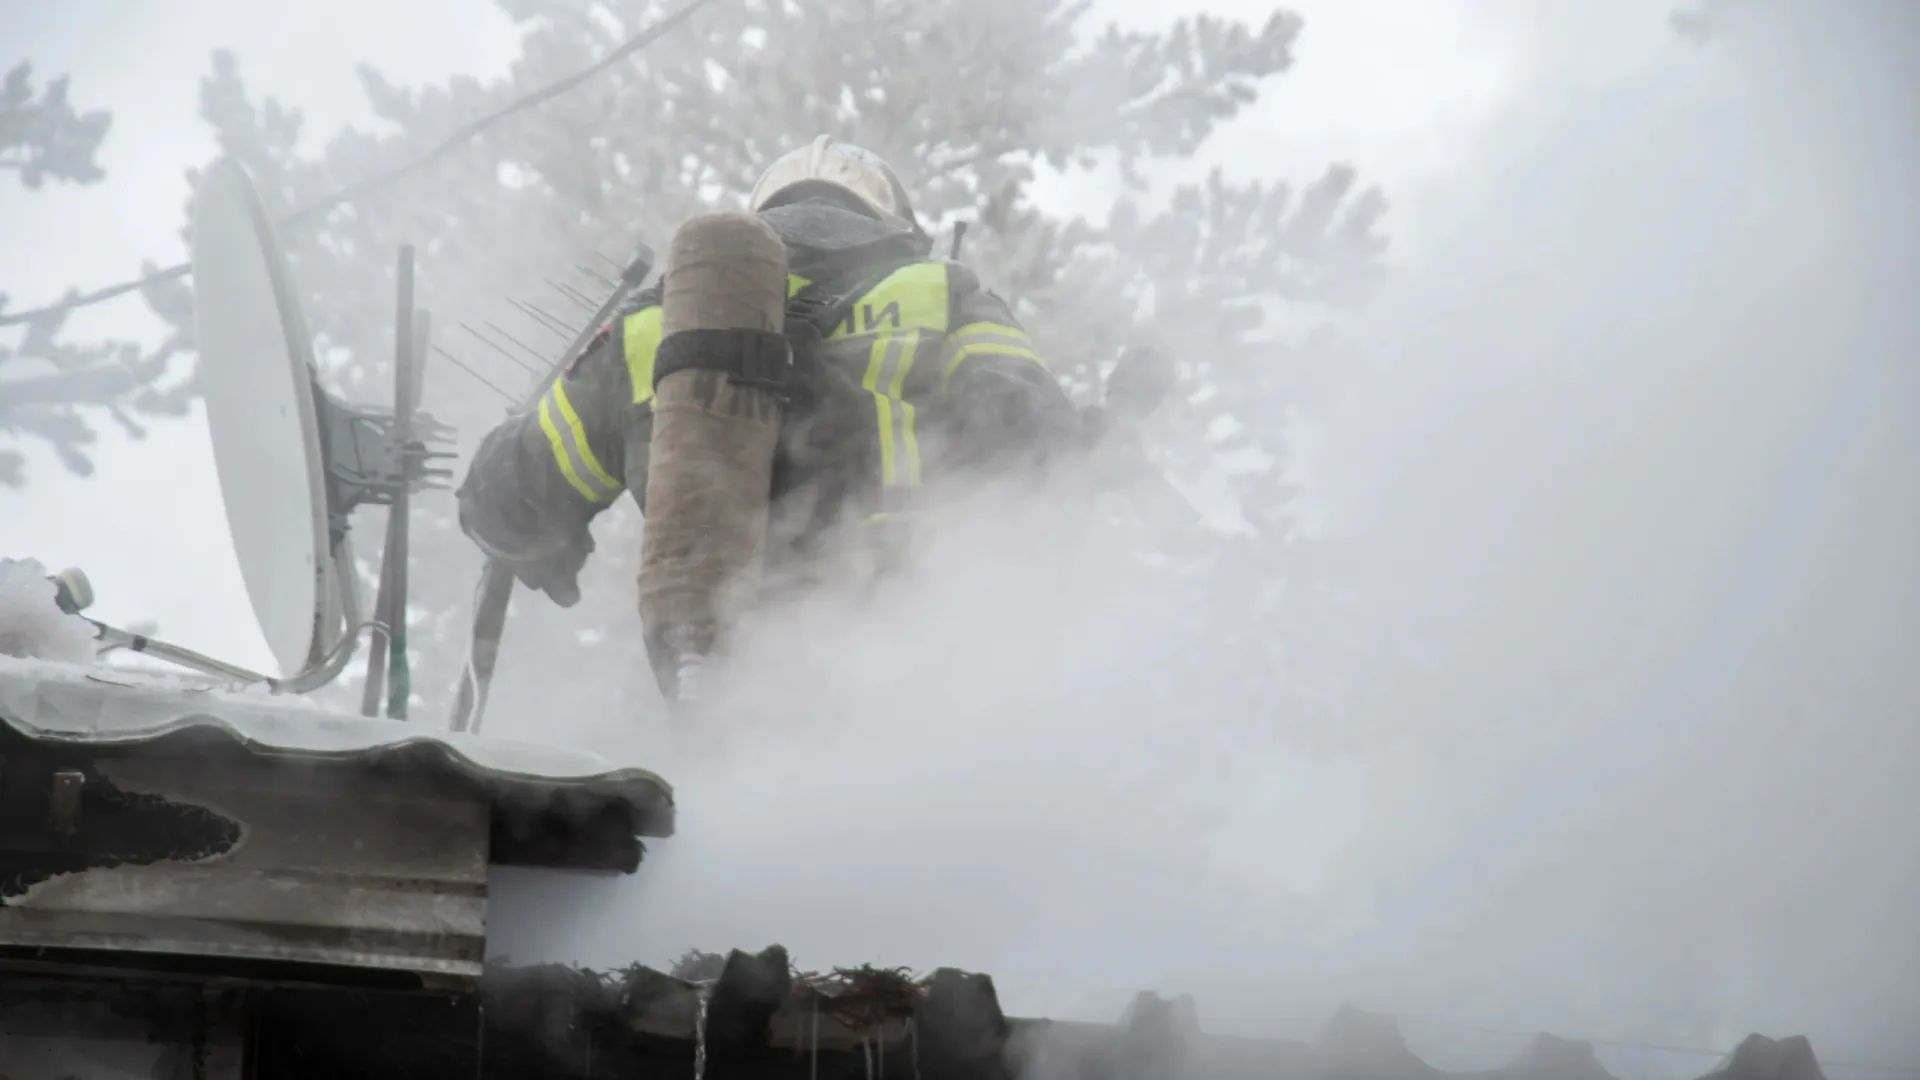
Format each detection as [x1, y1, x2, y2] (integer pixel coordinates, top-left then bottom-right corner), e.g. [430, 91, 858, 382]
[899, 397, 921, 486]
[787, 272, 811, 295]
[622, 307, 664, 404]
[947, 320, 1036, 351]
[874, 396, 899, 486]
[551, 381, 618, 492]
[859, 329, 929, 489]
[862, 335, 897, 486]
[538, 393, 603, 502]
[892, 333, 921, 487]
[888, 336, 913, 399]
[940, 320, 1045, 391]
[941, 341, 1045, 391]
[830, 262, 951, 490]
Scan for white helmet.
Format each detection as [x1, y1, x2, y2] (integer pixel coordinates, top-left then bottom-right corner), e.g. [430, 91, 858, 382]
[748, 135, 920, 234]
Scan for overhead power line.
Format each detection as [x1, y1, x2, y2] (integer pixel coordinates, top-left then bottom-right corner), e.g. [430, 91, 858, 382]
[0, 0, 723, 329]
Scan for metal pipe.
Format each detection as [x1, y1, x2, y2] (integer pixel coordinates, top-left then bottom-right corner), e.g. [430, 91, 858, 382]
[361, 246, 413, 717]
[386, 267, 420, 721]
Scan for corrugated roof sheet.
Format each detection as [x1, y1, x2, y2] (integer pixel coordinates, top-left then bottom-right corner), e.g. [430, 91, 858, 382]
[0, 655, 675, 870]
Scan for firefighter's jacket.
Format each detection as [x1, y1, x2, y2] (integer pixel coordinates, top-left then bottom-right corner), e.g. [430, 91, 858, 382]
[456, 198, 1079, 600]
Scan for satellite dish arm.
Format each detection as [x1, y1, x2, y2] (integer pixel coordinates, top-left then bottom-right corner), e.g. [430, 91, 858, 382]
[274, 548, 368, 694]
[90, 624, 276, 684]
[362, 246, 425, 720]
[70, 550, 365, 691]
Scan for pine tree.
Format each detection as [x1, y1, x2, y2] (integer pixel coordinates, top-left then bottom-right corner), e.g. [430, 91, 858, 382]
[152, 0, 1389, 723]
[1, 61, 109, 188]
[0, 63, 192, 487]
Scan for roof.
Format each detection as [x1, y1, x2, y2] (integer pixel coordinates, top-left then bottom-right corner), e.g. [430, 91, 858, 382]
[0, 945, 1844, 1079]
[466, 947, 1832, 1080]
[0, 655, 674, 871]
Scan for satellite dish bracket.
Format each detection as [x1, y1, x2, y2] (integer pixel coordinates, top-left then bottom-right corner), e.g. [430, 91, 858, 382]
[314, 383, 453, 549]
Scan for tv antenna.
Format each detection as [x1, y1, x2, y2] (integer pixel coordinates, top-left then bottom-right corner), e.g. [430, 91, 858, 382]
[447, 245, 655, 734]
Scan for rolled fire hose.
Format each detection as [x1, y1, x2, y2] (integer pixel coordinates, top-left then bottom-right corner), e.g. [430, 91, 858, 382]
[638, 212, 790, 705]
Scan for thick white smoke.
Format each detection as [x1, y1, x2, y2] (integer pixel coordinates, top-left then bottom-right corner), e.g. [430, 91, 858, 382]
[475, 3, 1920, 1076]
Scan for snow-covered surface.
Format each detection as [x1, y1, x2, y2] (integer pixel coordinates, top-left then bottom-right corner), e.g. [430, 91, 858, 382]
[0, 652, 674, 836]
[0, 558, 97, 664]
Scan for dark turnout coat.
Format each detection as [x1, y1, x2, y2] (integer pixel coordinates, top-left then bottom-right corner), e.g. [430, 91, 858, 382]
[455, 198, 1081, 604]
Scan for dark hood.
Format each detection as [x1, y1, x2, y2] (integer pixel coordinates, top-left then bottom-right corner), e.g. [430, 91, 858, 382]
[758, 197, 927, 287]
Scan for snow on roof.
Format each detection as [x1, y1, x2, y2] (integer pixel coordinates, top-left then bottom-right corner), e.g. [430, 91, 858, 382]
[0, 654, 674, 870]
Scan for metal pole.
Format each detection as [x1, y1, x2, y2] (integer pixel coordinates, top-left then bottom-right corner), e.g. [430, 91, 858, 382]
[360, 245, 415, 717]
[386, 295, 421, 720]
[360, 551, 392, 714]
[410, 308, 432, 404]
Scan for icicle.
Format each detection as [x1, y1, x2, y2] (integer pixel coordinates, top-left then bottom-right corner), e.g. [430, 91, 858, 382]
[190, 989, 210, 1080]
[862, 1034, 873, 1080]
[693, 981, 713, 1080]
[809, 995, 821, 1080]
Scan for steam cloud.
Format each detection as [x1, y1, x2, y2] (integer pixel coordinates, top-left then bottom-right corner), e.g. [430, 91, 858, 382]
[14, 1, 1911, 1076]
[449, 2, 1920, 1076]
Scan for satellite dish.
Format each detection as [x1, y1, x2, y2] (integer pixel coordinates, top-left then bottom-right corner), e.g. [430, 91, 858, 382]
[38, 158, 448, 697]
[190, 158, 339, 678]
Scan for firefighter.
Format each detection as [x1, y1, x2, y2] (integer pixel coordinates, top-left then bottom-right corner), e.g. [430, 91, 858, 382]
[456, 136, 1080, 704]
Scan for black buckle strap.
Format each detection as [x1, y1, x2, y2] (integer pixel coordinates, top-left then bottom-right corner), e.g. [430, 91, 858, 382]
[653, 328, 793, 399]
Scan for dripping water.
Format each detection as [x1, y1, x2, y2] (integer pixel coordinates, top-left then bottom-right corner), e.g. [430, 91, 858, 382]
[692, 981, 713, 1080]
[809, 994, 820, 1080]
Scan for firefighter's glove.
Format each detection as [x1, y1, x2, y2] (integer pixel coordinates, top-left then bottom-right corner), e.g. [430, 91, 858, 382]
[457, 476, 594, 608]
[504, 533, 592, 608]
